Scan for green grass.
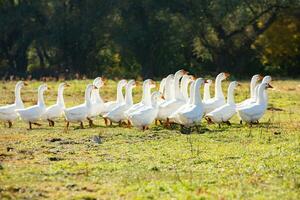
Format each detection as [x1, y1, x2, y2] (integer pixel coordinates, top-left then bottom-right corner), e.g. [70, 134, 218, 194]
[0, 79, 299, 199]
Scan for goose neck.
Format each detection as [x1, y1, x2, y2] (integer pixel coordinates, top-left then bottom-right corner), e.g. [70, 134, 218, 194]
[14, 84, 24, 107]
[203, 83, 211, 101]
[93, 88, 104, 104]
[38, 89, 46, 107]
[57, 86, 65, 106]
[227, 83, 236, 105]
[215, 76, 225, 98]
[174, 74, 183, 100]
[116, 83, 125, 103]
[125, 86, 134, 106]
[192, 80, 203, 105]
[85, 86, 93, 107]
[257, 84, 265, 104]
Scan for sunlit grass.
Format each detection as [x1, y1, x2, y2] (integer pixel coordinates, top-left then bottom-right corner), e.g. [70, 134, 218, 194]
[0, 79, 299, 199]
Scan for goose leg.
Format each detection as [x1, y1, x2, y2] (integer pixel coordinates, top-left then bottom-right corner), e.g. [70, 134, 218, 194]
[164, 118, 170, 128]
[80, 122, 84, 129]
[142, 126, 146, 131]
[48, 120, 52, 127]
[29, 122, 32, 130]
[127, 120, 132, 128]
[87, 118, 94, 127]
[8, 121, 12, 128]
[110, 120, 112, 126]
[218, 124, 221, 128]
[104, 118, 108, 126]
[65, 121, 69, 130]
[155, 119, 158, 125]
[33, 123, 42, 126]
[225, 121, 231, 126]
[240, 120, 243, 125]
[51, 121, 55, 127]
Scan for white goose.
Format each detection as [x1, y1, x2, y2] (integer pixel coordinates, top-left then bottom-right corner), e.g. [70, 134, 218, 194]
[237, 82, 273, 125]
[128, 91, 163, 131]
[168, 78, 205, 127]
[157, 69, 187, 122]
[236, 74, 262, 109]
[203, 72, 229, 114]
[237, 75, 272, 124]
[64, 84, 96, 129]
[205, 81, 240, 126]
[254, 75, 272, 102]
[101, 79, 127, 126]
[203, 79, 212, 101]
[168, 80, 195, 124]
[162, 74, 174, 102]
[124, 79, 155, 118]
[88, 77, 105, 126]
[43, 83, 69, 127]
[0, 81, 27, 128]
[104, 80, 136, 126]
[16, 84, 48, 129]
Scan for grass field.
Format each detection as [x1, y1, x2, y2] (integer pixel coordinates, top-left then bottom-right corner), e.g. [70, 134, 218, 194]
[0, 79, 299, 199]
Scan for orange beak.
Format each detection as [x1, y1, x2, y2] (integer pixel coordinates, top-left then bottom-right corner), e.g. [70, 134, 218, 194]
[204, 80, 208, 83]
[190, 75, 196, 80]
[23, 82, 28, 86]
[150, 79, 156, 88]
[267, 83, 273, 89]
[65, 82, 70, 87]
[182, 69, 189, 75]
[237, 82, 241, 86]
[224, 72, 230, 78]
[258, 75, 264, 81]
[161, 95, 165, 100]
[93, 85, 98, 89]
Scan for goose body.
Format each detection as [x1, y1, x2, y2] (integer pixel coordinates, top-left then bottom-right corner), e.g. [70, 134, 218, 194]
[237, 83, 272, 124]
[104, 80, 136, 123]
[206, 81, 239, 124]
[157, 70, 187, 120]
[0, 81, 26, 127]
[169, 78, 205, 126]
[124, 79, 155, 117]
[100, 80, 127, 116]
[64, 84, 95, 128]
[43, 83, 69, 126]
[203, 72, 229, 114]
[16, 84, 48, 129]
[129, 92, 162, 130]
[236, 74, 262, 109]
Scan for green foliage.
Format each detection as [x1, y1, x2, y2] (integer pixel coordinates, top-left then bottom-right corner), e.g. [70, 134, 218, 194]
[0, 0, 299, 78]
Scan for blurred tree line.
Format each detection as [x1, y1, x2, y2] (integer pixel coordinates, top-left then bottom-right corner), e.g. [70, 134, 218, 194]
[0, 0, 299, 79]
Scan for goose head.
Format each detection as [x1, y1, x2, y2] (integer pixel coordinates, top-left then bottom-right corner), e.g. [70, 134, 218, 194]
[16, 81, 27, 89]
[38, 84, 48, 93]
[262, 76, 272, 84]
[127, 79, 136, 89]
[93, 77, 104, 89]
[119, 79, 128, 87]
[217, 72, 230, 81]
[175, 69, 188, 78]
[265, 83, 273, 89]
[151, 91, 164, 107]
[58, 82, 70, 90]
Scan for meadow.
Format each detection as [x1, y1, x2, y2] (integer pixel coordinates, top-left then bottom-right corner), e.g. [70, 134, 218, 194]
[0, 79, 299, 199]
